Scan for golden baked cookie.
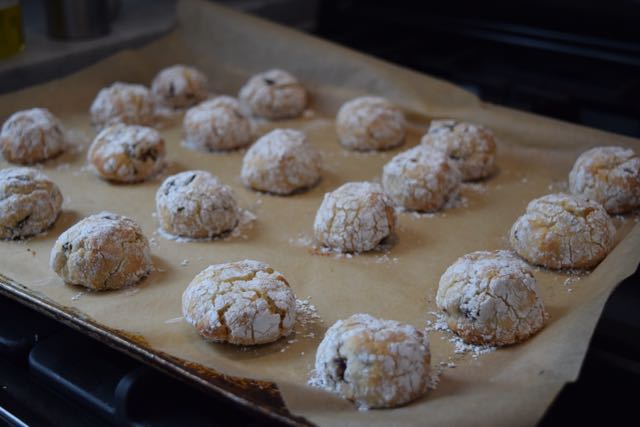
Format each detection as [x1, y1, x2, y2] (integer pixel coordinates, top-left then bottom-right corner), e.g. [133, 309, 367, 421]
[421, 120, 497, 181]
[0, 167, 62, 239]
[183, 96, 252, 151]
[87, 124, 166, 183]
[569, 146, 640, 214]
[90, 82, 155, 130]
[313, 313, 430, 410]
[436, 250, 546, 346]
[151, 64, 208, 109]
[336, 96, 406, 151]
[382, 145, 462, 212]
[238, 69, 307, 119]
[313, 182, 396, 253]
[510, 193, 615, 269]
[241, 128, 321, 195]
[182, 260, 296, 345]
[50, 212, 152, 290]
[155, 170, 238, 239]
[0, 108, 66, 164]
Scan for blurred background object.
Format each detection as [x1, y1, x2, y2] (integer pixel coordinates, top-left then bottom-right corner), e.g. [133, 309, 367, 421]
[0, 0, 24, 59]
[45, 0, 112, 40]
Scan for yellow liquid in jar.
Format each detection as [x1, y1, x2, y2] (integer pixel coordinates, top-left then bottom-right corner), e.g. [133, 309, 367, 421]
[0, 3, 24, 59]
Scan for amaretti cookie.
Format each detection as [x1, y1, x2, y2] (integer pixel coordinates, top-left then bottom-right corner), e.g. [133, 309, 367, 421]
[183, 96, 252, 151]
[436, 250, 546, 346]
[0, 108, 66, 164]
[155, 170, 238, 239]
[313, 313, 430, 409]
[336, 96, 406, 151]
[241, 128, 320, 195]
[182, 260, 296, 345]
[313, 182, 396, 253]
[569, 146, 640, 214]
[151, 64, 209, 109]
[421, 120, 497, 181]
[90, 82, 155, 130]
[382, 145, 461, 212]
[510, 193, 616, 269]
[88, 124, 166, 183]
[0, 167, 62, 239]
[239, 69, 307, 119]
[50, 212, 152, 290]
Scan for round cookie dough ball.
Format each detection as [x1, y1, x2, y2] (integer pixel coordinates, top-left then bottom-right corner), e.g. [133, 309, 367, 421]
[238, 69, 307, 119]
[0, 108, 66, 164]
[90, 82, 155, 130]
[510, 193, 616, 269]
[182, 260, 296, 345]
[421, 120, 497, 181]
[313, 182, 396, 253]
[183, 96, 252, 151]
[50, 212, 152, 290]
[436, 250, 546, 346]
[241, 128, 321, 195]
[569, 146, 640, 214]
[336, 96, 406, 151]
[0, 168, 62, 239]
[155, 170, 238, 239]
[88, 124, 166, 183]
[382, 145, 462, 212]
[151, 64, 209, 109]
[313, 313, 430, 409]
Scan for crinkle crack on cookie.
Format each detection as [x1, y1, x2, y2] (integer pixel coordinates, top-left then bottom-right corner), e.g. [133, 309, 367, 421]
[90, 82, 156, 130]
[239, 69, 307, 119]
[182, 260, 296, 345]
[436, 250, 547, 346]
[312, 313, 431, 410]
[151, 64, 209, 109]
[0, 108, 66, 164]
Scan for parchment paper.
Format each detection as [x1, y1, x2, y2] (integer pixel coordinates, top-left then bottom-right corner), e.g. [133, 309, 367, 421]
[1, 1, 640, 425]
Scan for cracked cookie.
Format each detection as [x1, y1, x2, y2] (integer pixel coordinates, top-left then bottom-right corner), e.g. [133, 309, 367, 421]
[156, 170, 238, 239]
[90, 82, 156, 130]
[241, 128, 321, 195]
[313, 181, 396, 253]
[50, 212, 152, 290]
[238, 69, 307, 119]
[88, 124, 166, 183]
[151, 64, 209, 109]
[0, 167, 63, 239]
[336, 96, 406, 151]
[436, 250, 546, 346]
[569, 146, 640, 214]
[382, 145, 462, 212]
[313, 313, 430, 410]
[421, 120, 497, 181]
[510, 193, 615, 269]
[183, 96, 252, 151]
[182, 260, 296, 345]
[0, 108, 66, 164]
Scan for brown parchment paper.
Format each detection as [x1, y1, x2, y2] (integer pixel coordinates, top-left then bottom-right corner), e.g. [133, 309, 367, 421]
[1, 1, 640, 425]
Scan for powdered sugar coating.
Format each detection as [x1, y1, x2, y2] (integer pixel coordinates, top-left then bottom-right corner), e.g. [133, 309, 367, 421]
[510, 193, 616, 269]
[156, 170, 238, 238]
[50, 212, 152, 290]
[88, 124, 166, 183]
[336, 96, 406, 151]
[238, 69, 307, 119]
[241, 128, 321, 195]
[90, 82, 155, 130]
[421, 120, 497, 181]
[183, 96, 252, 151]
[0, 167, 62, 239]
[382, 145, 462, 212]
[0, 108, 66, 164]
[182, 260, 296, 345]
[568, 146, 640, 214]
[313, 182, 396, 253]
[436, 250, 546, 346]
[313, 313, 430, 409]
[151, 64, 208, 109]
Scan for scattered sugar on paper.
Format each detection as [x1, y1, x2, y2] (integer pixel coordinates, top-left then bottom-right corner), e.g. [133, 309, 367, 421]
[426, 312, 496, 358]
[164, 316, 184, 324]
